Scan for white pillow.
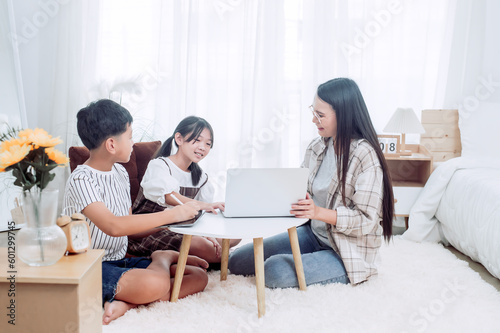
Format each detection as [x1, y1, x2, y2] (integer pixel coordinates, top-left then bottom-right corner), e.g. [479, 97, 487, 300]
[459, 102, 500, 159]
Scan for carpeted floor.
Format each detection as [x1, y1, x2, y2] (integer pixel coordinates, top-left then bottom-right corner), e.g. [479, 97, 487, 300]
[103, 237, 500, 333]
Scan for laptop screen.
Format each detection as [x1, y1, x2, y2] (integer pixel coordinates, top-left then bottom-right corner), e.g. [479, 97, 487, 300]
[223, 168, 309, 218]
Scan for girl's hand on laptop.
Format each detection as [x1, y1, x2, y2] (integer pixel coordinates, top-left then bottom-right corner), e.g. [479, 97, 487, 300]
[290, 193, 318, 219]
[185, 201, 201, 210]
[200, 202, 225, 214]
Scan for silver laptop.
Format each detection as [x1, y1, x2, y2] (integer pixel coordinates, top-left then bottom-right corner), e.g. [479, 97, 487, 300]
[222, 168, 309, 218]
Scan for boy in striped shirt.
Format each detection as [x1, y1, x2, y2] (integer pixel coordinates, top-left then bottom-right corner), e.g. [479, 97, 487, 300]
[64, 99, 208, 325]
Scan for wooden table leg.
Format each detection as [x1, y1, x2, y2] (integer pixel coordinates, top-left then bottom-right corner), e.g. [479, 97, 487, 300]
[220, 238, 230, 281]
[288, 226, 307, 291]
[170, 234, 192, 302]
[253, 237, 265, 318]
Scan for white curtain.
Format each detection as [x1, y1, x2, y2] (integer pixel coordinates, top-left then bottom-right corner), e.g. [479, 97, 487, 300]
[9, 0, 101, 207]
[437, 0, 500, 107]
[11, 0, 471, 201]
[0, 0, 25, 230]
[88, 0, 457, 199]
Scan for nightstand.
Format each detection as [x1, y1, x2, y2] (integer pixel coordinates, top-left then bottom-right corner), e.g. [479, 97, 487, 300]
[385, 144, 433, 228]
[0, 249, 104, 333]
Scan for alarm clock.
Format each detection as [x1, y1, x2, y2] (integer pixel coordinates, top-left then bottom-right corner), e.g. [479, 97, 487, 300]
[377, 134, 401, 156]
[56, 213, 91, 254]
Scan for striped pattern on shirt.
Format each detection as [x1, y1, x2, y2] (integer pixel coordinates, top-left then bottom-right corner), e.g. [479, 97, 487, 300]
[63, 164, 131, 261]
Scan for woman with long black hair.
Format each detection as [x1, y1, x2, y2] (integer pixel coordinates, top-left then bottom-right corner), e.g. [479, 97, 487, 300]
[229, 78, 394, 287]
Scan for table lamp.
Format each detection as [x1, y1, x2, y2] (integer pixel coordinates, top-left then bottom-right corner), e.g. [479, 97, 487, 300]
[383, 108, 425, 156]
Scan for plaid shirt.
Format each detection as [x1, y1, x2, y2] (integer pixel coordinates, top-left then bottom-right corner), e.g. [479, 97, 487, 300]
[302, 137, 384, 285]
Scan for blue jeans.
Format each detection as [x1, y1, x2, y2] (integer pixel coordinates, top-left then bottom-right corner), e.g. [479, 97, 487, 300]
[102, 257, 152, 305]
[228, 223, 349, 288]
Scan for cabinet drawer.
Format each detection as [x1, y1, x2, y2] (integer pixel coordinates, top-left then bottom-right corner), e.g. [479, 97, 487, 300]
[393, 186, 423, 215]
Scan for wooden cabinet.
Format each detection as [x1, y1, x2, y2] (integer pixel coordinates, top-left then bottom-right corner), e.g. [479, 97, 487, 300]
[385, 144, 433, 226]
[0, 249, 104, 333]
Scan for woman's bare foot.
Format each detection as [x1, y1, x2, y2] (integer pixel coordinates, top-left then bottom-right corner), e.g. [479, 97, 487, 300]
[102, 300, 137, 325]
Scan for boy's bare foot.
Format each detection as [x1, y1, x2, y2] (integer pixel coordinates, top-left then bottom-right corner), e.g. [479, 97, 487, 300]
[186, 254, 209, 269]
[151, 249, 179, 265]
[102, 300, 137, 325]
[151, 250, 208, 269]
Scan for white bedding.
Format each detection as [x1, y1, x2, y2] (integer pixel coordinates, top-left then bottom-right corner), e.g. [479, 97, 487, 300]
[402, 156, 500, 279]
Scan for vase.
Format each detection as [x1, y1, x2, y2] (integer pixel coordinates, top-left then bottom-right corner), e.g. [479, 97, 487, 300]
[17, 189, 67, 266]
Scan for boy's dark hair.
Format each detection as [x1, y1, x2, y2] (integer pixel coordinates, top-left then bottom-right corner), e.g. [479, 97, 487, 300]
[76, 99, 133, 150]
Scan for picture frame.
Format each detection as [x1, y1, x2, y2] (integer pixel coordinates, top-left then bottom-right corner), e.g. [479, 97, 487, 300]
[377, 135, 401, 156]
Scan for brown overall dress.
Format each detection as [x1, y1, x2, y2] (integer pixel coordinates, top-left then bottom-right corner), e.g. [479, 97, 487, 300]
[127, 159, 208, 257]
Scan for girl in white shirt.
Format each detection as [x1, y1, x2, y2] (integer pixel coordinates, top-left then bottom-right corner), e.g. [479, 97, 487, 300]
[129, 116, 238, 263]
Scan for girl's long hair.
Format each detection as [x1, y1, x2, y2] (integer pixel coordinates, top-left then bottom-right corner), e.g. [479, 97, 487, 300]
[155, 116, 214, 186]
[317, 78, 394, 241]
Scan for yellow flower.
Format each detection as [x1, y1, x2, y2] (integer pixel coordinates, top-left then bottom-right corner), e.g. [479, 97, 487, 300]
[0, 144, 31, 169]
[19, 128, 62, 148]
[0, 127, 68, 190]
[17, 128, 35, 139]
[0, 137, 30, 154]
[46, 147, 69, 165]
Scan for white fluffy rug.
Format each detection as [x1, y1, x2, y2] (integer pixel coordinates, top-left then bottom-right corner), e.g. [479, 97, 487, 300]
[103, 237, 500, 333]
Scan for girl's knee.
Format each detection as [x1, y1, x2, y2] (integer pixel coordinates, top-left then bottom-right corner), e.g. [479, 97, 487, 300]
[229, 238, 242, 247]
[189, 237, 217, 261]
[189, 237, 207, 251]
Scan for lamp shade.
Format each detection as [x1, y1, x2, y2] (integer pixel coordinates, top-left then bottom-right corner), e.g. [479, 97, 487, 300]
[383, 108, 425, 134]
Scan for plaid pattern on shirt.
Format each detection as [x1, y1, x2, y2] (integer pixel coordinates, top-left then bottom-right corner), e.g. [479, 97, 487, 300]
[302, 137, 384, 285]
[127, 182, 202, 257]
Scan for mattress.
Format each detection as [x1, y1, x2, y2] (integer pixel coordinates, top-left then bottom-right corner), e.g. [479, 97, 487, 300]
[436, 167, 500, 279]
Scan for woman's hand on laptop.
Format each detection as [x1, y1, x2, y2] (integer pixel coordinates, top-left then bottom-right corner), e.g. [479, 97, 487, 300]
[291, 193, 338, 225]
[200, 202, 225, 214]
[290, 193, 319, 219]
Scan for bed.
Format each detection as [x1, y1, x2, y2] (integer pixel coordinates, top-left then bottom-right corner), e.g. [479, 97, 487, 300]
[402, 103, 500, 280]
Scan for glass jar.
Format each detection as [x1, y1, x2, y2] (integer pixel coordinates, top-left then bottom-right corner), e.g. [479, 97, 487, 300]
[17, 189, 67, 266]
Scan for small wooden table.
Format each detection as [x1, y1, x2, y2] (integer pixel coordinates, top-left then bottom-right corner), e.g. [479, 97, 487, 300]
[168, 213, 308, 318]
[385, 144, 433, 228]
[0, 248, 104, 333]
